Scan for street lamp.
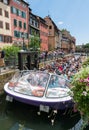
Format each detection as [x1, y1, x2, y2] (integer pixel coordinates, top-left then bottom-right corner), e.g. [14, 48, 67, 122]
[22, 33, 25, 50]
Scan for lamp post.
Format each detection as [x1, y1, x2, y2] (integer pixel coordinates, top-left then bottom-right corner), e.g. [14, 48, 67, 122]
[22, 33, 25, 50]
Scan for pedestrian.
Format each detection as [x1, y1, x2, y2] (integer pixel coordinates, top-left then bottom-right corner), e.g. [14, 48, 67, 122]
[0, 48, 5, 67]
[45, 50, 48, 61]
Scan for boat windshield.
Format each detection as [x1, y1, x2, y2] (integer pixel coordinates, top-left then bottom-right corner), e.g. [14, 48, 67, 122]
[8, 71, 70, 98]
[8, 71, 50, 97]
[46, 75, 71, 98]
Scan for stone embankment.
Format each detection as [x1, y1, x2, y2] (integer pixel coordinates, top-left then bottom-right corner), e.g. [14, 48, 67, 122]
[0, 69, 16, 95]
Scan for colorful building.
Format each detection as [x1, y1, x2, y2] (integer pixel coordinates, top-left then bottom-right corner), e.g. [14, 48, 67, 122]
[10, 0, 29, 48]
[44, 16, 60, 51]
[38, 16, 48, 51]
[0, 0, 12, 47]
[0, 0, 76, 52]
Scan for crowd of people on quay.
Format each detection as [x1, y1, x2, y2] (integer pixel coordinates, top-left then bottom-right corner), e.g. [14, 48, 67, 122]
[39, 49, 64, 61]
[39, 53, 85, 83]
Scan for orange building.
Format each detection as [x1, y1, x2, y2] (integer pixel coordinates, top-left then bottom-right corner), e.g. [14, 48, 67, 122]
[38, 16, 48, 51]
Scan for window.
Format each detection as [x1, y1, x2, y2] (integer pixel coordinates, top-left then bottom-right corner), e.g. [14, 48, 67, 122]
[22, 11, 26, 18]
[24, 33, 28, 39]
[22, 3, 26, 8]
[49, 25, 52, 29]
[7, 36, 12, 43]
[0, 35, 3, 42]
[4, 35, 7, 42]
[19, 32, 22, 38]
[3, 36, 12, 43]
[5, 22, 9, 30]
[18, 31, 20, 38]
[3, 0, 8, 4]
[14, 30, 20, 38]
[14, 30, 18, 37]
[18, 10, 22, 16]
[14, 19, 17, 26]
[16, 9, 19, 16]
[11, 6, 17, 14]
[19, 21, 22, 28]
[23, 22, 26, 29]
[13, 7, 17, 14]
[0, 21, 3, 28]
[13, 0, 20, 4]
[35, 22, 38, 28]
[11, 6, 13, 13]
[4, 10, 9, 18]
[30, 18, 32, 24]
[0, 8, 2, 15]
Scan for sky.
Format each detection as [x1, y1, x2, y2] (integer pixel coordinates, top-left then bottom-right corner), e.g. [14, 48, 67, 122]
[28, 0, 89, 45]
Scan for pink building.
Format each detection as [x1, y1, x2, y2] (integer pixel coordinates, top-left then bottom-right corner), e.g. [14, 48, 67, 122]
[10, 0, 29, 47]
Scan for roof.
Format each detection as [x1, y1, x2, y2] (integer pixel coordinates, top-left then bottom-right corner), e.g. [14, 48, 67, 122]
[44, 16, 60, 32]
[22, 0, 29, 5]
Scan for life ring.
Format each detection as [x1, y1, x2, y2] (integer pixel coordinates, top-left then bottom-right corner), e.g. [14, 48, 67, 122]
[32, 87, 45, 97]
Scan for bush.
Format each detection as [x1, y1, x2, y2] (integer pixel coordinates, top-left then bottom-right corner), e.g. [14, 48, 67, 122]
[71, 66, 89, 129]
[82, 57, 89, 67]
[3, 46, 20, 65]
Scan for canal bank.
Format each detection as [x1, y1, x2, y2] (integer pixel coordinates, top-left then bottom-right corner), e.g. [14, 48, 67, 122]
[0, 69, 16, 94]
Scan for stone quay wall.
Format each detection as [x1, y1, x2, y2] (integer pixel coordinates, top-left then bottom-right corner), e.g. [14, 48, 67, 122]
[0, 70, 16, 94]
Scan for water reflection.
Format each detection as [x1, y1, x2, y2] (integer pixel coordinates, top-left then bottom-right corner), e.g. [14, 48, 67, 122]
[0, 94, 89, 130]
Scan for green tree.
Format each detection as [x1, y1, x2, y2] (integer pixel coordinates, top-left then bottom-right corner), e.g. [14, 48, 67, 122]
[28, 36, 40, 51]
[84, 43, 89, 48]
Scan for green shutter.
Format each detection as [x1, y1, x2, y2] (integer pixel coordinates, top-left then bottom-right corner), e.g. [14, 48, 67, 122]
[24, 23, 26, 29]
[11, 6, 13, 13]
[17, 9, 19, 16]
[14, 19, 17, 26]
[19, 21, 22, 28]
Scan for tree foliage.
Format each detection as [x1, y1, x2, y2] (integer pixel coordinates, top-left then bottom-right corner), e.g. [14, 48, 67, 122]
[28, 36, 40, 51]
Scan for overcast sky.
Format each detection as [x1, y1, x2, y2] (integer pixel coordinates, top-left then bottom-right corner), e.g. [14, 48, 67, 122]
[28, 0, 89, 45]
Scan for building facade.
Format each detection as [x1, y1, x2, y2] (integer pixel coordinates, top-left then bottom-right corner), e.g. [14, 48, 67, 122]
[29, 13, 40, 37]
[0, 0, 12, 47]
[38, 16, 48, 51]
[10, 0, 29, 47]
[44, 16, 60, 51]
[29, 12, 40, 50]
[0, 1, 76, 52]
[61, 29, 76, 53]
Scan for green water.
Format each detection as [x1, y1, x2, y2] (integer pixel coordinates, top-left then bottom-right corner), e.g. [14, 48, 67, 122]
[0, 94, 89, 130]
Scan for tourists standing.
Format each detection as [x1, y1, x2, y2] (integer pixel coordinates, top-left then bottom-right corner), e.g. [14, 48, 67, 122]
[0, 48, 5, 67]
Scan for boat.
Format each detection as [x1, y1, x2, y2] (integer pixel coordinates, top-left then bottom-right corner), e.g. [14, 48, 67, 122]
[4, 70, 73, 112]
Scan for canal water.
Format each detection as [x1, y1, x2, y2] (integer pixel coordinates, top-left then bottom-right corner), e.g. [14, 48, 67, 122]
[0, 93, 89, 130]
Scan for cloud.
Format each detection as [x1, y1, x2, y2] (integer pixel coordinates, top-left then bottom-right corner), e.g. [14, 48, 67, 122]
[58, 21, 64, 25]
